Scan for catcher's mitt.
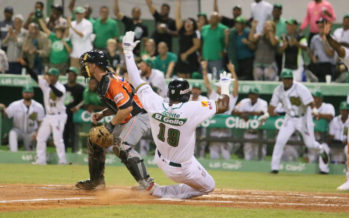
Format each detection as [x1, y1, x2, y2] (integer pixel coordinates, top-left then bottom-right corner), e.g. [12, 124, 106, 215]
[89, 125, 114, 148]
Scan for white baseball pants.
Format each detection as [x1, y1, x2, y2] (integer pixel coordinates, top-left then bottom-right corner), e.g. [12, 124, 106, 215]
[243, 131, 266, 160]
[271, 116, 322, 171]
[152, 150, 215, 199]
[36, 113, 67, 164]
[9, 128, 35, 152]
[209, 129, 232, 159]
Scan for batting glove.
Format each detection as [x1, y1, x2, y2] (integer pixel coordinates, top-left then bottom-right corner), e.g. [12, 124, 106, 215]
[122, 31, 140, 55]
[219, 71, 233, 96]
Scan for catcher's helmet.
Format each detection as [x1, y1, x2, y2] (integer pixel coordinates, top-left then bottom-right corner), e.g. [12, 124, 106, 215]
[79, 50, 108, 78]
[167, 78, 191, 103]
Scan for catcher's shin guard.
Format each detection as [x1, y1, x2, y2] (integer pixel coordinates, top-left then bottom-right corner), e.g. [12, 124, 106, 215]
[75, 139, 106, 190]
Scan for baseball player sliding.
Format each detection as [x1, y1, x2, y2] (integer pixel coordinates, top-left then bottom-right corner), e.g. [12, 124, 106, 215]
[259, 69, 329, 174]
[123, 31, 231, 199]
[26, 67, 67, 165]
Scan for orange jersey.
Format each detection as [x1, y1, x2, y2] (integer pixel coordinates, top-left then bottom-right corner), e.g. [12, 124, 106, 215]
[98, 73, 145, 124]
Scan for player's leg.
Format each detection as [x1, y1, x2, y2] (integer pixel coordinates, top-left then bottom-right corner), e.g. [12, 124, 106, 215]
[8, 128, 20, 152]
[34, 116, 51, 164]
[209, 142, 220, 159]
[23, 132, 34, 151]
[243, 132, 258, 160]
[114, 113, 154, 190]
[51, 114, 67, 164]
[271, 119, 296, 172]
[318, 143, 330, 173]
[337, 145, 349, 190]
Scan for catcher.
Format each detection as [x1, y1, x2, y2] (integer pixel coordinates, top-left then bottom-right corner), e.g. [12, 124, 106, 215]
[76, 50, 154, 191]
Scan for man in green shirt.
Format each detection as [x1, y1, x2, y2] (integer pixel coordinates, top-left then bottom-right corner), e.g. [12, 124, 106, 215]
[153, 42, 177, 78]
[273, 4, 287, 75]
[201, 12, 227, 80]
[93, 6, 120, 49]
[83, 78, 103, 113]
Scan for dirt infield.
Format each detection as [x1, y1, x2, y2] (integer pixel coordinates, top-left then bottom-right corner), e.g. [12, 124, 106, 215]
[0, 184, 349, 212]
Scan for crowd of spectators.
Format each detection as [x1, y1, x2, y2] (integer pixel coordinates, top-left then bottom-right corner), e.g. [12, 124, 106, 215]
[0, 0, 347, 82]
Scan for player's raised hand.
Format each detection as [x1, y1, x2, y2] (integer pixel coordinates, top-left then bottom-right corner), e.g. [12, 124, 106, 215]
[122, 31, 140, 55]
[219, 71, 232, 96]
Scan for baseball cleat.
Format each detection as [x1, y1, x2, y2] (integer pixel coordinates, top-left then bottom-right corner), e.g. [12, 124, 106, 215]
[131, 177, 155, 193]
[320, 151, 329, 164]
[270, 170, 279, 174]
[337, 180, 349, 191]
[75, 179, 105, 190]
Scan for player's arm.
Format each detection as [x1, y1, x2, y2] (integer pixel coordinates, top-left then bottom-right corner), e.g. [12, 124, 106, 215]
[227, 62, 238, 98]
[318, 113, 334, 122]
[113, 0, 124, 20]
[110, 106, 133, 126]
[49, 84, 63, 97]
[216, 95, 230, 114]
[0, 103, 9, 118]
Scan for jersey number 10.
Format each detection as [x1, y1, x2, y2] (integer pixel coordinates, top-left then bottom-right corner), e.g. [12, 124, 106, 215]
[157, 123, 180, 147]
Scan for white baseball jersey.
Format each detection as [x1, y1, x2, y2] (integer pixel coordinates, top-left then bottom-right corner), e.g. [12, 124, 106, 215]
[317, 102, 335, 117]
[38, 78, 66, 114]
[334, 28, 349, 45]
[270, 82, 313, 117]
[329, 115, 349, 142]
[235, 98, 268, 114]
[209, 91, 237, 114]
[5, 99, 45, 133]
[137, 84, 217, 163]
[141, 69, 168, 98]
[189, 95, 208, 101]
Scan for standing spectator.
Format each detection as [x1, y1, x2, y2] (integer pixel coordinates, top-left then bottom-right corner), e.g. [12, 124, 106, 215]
[24, 1, 45, 29]
[21, 23, 50, 75]
[233, 88, 268, 160]
[153, 42, 177, 78]
[105, 39, 121, 72]
[67, 7, 93, 72]
[0, 85, 44, 152]
[0, 48, 8, 73]
[272, 4, 287, 76]
[141, 38, 156, 60]
[39, 19, 72, 75]
[227, 17, 255, 80]
[175, 0, 200, 79]
[201, 12, 227, 80]
[308, 18, 336, 82]
[202, 61, 239, 159]
[45, 4, 67, 32]
[3, 15, 27, 74]
[64, 67, 84, 152]
[250, 0, 272, 34]
[213, 0, 242, 28]
[82, 78, 104, 113]
[69, 1, 95, 25]
[333, 14, 349, 48]
[139, 59, 167, 97]
[300, 0, 336, 43]
[278, 19, 308, 82]
[93, 6, 120, 50]
[249, 20, 279, 81]
[114, 0, 148, 57]
[145, 0, 177, 51]
[197, 12, 208, 32]
[0, 7, 14, 51]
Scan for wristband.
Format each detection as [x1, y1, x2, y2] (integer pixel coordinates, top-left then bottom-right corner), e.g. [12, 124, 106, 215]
[105, 122, 115, 133]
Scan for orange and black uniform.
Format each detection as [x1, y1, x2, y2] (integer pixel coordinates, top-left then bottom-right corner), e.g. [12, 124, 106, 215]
[97, 72, 146, 123]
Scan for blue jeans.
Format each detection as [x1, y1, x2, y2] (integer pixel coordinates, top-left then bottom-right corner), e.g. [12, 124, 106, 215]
[207, 60, 224, 81]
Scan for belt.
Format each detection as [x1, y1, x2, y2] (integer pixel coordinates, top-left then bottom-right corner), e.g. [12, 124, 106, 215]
[48, 112, 61, 115]
[157, 150, 181, 167]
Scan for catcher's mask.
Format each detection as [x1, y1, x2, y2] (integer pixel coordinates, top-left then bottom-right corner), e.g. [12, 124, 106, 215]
[80, 50, 108, 78]
[167, 78, 191, 103]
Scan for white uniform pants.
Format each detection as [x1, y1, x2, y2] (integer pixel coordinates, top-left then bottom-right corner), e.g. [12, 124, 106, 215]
[271, 117, 322, 171]
[36, 113, 67, 164]
[243, 131, 266, 160]
[209, 129, 232, 159]
[9, 128, 35, 152]
[152, 150, 215, 199]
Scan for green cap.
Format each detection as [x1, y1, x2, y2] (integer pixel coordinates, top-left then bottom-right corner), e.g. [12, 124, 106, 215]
[197, 12, 207, 18]
[235, 16, 247, 24]
[143, 59, 154, 68]
[67, 67, 78, 75]
[286, 19, 298, 25]
[22, 85, 34, 93]
[248, 87, 260, 94]
[339, 101, 349, 110]
[281, 69, 293, 79]
[192, 83, 201, 89]
[313, 90, 323, 98]
[191, 72, 202, 79]
[344, 14, 349, 18]
[47, 67, 60, 76]
[273, 3, 282, 9]
[74, 6, 85, 14]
